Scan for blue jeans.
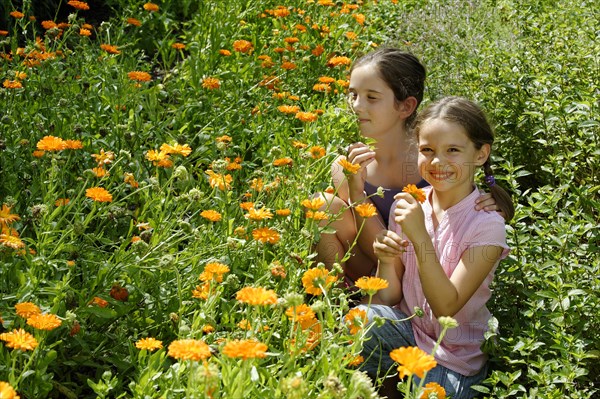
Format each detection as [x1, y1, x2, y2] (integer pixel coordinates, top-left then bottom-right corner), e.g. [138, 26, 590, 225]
[358, 305, 488, 399]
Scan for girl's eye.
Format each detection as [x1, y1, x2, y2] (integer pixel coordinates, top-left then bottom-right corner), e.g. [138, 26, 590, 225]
[420, 148, 432, 153]
[448, 148, 459, 152]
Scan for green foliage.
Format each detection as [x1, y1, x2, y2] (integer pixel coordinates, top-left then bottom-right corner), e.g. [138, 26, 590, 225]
[0, 0, 598, 398]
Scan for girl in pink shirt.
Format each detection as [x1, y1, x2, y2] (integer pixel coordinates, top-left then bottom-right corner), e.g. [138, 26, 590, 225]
[361, 96, 514, 399]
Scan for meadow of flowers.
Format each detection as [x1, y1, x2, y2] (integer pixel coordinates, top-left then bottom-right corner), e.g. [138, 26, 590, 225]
[1, 0, 598, 398]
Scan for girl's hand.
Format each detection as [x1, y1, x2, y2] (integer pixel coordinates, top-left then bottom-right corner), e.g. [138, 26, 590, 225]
[373, 229, 408, 263]
[475, 192, 507, 220]
[346, 142, 375, 195]
[392, 193, 427, 242]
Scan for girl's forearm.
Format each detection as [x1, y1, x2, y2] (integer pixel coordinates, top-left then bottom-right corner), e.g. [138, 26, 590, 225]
[412, 238, 459, 317]
[376, 260, 403, 305]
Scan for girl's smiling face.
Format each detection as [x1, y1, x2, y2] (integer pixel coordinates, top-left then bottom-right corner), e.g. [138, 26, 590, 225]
[418, 118, 490, 194]
[347, 63, 407, 138]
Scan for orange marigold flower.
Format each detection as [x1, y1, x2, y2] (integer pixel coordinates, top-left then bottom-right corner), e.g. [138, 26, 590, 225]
[245, 207, 273, 221]
[124, 173, 139, 188]
[402, 184, 426, 203]
[192, 282, 211, 300]
[312, 45, 325, 57]
[168, 339, 211, 361]
[273, 157, 293, 167]
[390, 346, 437, 379]
[126, 17, 141, 26]
[15, 302, 41, 318]
[344, 308, 368, 335]
[309, 145, 326, 159]
[355, 276, 389, 296]
[327, 56, 352, 67]
[281, 61, 297, 70]
[270, 261, 287, 278]
[313, 83, 331, 92]
[41, 20, 57, 30]
[67, 1, 90, 11]
[278, 105, 300, 114]
[239, 202, 254, 211]
[3, 80, 22, 89]
[0, 328, 38, 351]
[127, 71, 151, 82]
[301, 197, 325, 211]
[292, 140, 308, 149]
[205, 170, 232, 190]
[236, 286, 278, 306]
[0, 234, 25, 250]
[91, 149, 115, 165]
[302, 268, 337, 296]
[160, 143, 192, 157]
[199, 262, 230, 283]
[420, 382, 446, 399]
[251, 227, 280, 244]
[215, 135, 232, 143]
[200, 210, 222, 222]
[354, 202, 377, 218]
[26, 313, 62, 331]
[0, 30, 8, 36]
[352, 13, 366, 25]
[55, 198, 70, 206]
[0, 204, 20, 226]
[346, 354, 364, 367]
[92, 167, 109, 177]
[145, 149, 170, 165]
[306, 210, 328, 220]
[295, 111, 318, 122]
[275, 208, 291, 217]
[110, 284, 129, 301]
[202, 325, 215, 333]
[285, 304, 317, 329]
[89, 296, 108, 307]
[202, 77, 220, 90]
[85, 187, 112, 203]
[100, 44, 120, 54]
[250, 177, 264, 191]
[222, 339, 268, 360]
[10, 11, 25, 18]
[143, 3, 159, 12]
[232, 39, 253, 53]
[272, 6, 291, 17]
[36, 135, 66, 151]
[79, 28, 91, 36]
[135, 337, 163, 351]
[0, 381, 19, 399]
[32, 150, 45, 158]
[337, 158, 361, 174]
[172, 42, 185, 50]
[219, 49, 232, 56]
[345, 31, 358, 40]
[64, 139, 83, 149]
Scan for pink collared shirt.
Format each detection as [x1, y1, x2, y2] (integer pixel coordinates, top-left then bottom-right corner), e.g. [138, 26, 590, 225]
[389, 186, 509, 376]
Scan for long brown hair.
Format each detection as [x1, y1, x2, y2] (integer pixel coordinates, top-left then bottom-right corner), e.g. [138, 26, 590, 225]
[412, 96, 515, 221]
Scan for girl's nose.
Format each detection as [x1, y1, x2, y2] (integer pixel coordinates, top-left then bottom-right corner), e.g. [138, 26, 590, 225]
[351, 96, 364, 113]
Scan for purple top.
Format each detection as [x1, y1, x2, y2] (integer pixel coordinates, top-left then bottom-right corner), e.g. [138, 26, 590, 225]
[364, 179, 429, 227]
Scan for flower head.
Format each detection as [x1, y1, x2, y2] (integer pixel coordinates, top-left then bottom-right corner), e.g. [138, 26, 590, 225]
[252, 227, 280, 244]
[0, 381, 19, 399]
[285, 304, 317, 329]
[200, 210, 222, 222]
[295, 111, 318, 122]
[127, 71, 152, 82]
[337, 158, 361, 174]
[168, 339, 211, 361]
[354, 276, 388, 296]
[222, 339, 268, 360]
[354, 203, 377, 218]
[205, 170, 232, 190]
[420, 382, 446, 399]
[344, 308, 368, 335]
[15, 302, 41, 318]
[390, 346, 437, 379]
[3, 80, 22, 89]
[273, 157, 293, 167]
[199, 262, 230, 283]
[10, 11, 25, 18]
[403, 184, 426, 203]
[100, 44, 120, 54]
[37, 136, 66, 151]
[309, 146, 326, 159]
[85, 187, 113, 202]
[0, 328, 38, 351]
[0, 234, 25, 249]
[245, 207, 273, 221]
[143, 2, 159, 12]
[0, 204, 20, 227]
[67, 1, 90, 10]
[26, 313, 62, 331]
[301, 197, 325, 211]
[233, 40, 253, 53]
[236, 287, 278, 306]
[202, 77, 221, 90]
[301, 268, 337, 296]
[135, 337, 163, 351]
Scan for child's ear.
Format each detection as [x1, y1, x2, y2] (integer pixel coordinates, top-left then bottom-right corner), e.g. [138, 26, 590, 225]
[399, 96, 418, 118]
[477, 144, 491, 165]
